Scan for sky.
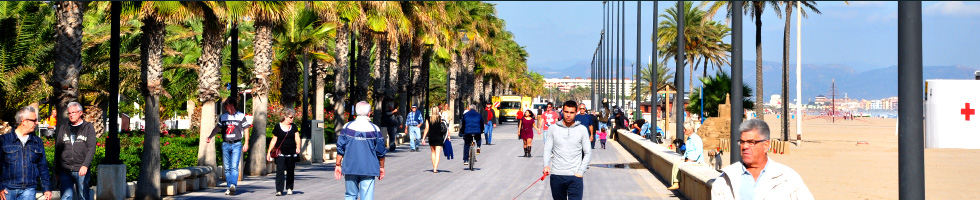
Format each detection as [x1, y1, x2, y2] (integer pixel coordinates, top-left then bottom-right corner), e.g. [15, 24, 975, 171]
[489, 1, 980, 78]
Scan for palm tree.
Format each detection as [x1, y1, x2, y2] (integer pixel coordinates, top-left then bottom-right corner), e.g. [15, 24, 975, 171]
[0, 1, 56, 120]
[686, 70, 754, 117]
[632, 63, 675, 100]
[273, 3, 335, 112]
[779, 1, 820, 140]
[51, 1, 87, 132]
[657, 2, 730, 95]
[131, 1, 193, 198]
[701, 1, 780, 120]
[186, 1, 226, 187]
[228, 1, 292, 176]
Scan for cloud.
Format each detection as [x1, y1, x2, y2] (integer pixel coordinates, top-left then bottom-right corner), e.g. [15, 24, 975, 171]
[925, 1, 980, 17]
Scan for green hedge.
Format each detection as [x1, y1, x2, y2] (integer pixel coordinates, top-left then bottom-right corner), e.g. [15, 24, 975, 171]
[43, 130, 207, 184]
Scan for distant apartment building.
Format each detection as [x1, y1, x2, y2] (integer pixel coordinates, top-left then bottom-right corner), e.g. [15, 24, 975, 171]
[543, 76, 634, 97]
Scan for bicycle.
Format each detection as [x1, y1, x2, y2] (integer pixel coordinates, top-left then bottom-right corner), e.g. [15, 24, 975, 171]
[469, 140, 477, 171]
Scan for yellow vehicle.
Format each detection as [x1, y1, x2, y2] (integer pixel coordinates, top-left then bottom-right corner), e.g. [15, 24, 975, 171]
[492, 95, 532, 123]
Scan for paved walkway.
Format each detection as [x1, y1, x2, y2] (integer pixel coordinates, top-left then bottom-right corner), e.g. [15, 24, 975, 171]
[171, 124, 680, 200]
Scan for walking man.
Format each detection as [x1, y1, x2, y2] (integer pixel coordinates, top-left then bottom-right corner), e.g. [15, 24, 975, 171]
[711, 119, 814, 199]
[540, 102, 559, 144]
[481, 102, 497, 145]
[206, 98, 250, 195]
[1, 106, 53, 200]
[574, 103, 595, 149]
[459, 104, 484, 165]
[55, 102, 98, 200]
[542, 101, 593, 200]
[405, 104, 423, 152]
[334, 101, 387, 200]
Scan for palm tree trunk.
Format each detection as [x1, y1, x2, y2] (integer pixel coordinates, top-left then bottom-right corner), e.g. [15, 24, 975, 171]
[448, 53, 461, 124]
[420, 48, 433, 107]
[315, 56, 329, 125]
[248, 20, 274, 176]
[354, 34, 374, 104]
[136, 14, 166, 200]
[782, 5, 792, 141]
[280, 58, 300, 109]
[333, 23, 351, 138]
[397, 43, 412, 121]
[52, 1, 85, 132]
[755, 3, 765, 120]
[196, 12, 225, 187]
[372, 38, 388, 120]
[385, 39, 399, 114]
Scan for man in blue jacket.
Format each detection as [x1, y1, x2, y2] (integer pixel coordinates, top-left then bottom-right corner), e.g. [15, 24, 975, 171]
[459, 104, 485, 165]
[334, 101, 387, 200]
[1, 106, 53, 200]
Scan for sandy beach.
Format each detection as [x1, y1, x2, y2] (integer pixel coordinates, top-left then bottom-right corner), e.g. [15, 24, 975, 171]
[655, 116, 980, 199]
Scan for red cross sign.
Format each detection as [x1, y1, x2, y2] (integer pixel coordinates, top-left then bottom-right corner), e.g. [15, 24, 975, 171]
[962, 103, 975, 121]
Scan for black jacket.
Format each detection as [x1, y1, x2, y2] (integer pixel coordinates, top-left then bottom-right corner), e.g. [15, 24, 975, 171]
[55, 121, 98, 172]
[479, 107, 497, 125]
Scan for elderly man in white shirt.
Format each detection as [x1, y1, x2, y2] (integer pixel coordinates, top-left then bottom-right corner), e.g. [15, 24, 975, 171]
[711, 119, 814, 200]
[667, 120, 704, 190]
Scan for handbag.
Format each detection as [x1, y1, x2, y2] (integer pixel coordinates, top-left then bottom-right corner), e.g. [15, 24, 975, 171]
[270, 125, 293, 159]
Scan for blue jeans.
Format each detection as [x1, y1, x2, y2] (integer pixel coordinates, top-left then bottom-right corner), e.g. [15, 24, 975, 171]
[484, 122, 494, 144]
[550, 175, 583, 200]
[222, 141, 243, 188]
[408, 126, 421, 150]
[4, 188, 35, 200]
[59, 171, 90, 200]
[344, 175, 375, 200]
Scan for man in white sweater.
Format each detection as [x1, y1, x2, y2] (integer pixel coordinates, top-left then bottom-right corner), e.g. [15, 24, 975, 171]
[542, 100, 592, 200]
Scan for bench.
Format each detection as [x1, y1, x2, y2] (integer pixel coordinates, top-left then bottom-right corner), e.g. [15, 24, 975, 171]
[324, 144, 337, 160]
[160, 169, 192, 196]
[617, 129, 721, 200]
[184, 166, 213, 191]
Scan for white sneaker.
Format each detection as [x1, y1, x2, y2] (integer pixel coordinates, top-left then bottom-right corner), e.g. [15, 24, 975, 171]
[228, 185, 236, 195]
[225, 189, 230, 195]
[287, 189, 293, 195]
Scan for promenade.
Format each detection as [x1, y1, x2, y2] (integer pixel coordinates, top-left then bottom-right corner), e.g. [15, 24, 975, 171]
[170, 124, 679, 200]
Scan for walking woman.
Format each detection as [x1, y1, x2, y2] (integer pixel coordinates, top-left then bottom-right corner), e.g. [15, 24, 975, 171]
[267, 109, 301, 196]
[421, 107, 449, 173]
[518, 109, 539, 157]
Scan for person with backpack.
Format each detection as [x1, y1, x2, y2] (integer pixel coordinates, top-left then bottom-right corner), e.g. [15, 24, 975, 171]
[421, 107, 450, 173]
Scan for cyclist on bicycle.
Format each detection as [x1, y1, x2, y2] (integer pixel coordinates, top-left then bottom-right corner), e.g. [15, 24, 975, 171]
[459, 104, 485, 166]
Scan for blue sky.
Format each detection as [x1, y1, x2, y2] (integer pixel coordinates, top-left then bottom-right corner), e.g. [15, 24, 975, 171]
[490, 1, 980, 78]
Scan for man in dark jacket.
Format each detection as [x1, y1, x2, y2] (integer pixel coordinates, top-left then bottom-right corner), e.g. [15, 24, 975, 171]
[55, 102, 98, 200]
[382, 103, 399, 151]
[459, 104, 485, 165]
[1, 106, 53, 200]
[480, 102, 497, 145]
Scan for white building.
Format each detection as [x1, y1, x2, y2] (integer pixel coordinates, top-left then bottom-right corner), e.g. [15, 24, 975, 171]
[543, 76, 635, 98]
[769, 94, 782, 107]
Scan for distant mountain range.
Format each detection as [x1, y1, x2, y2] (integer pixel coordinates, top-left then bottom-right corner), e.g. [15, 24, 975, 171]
[533, 60, 979, 101]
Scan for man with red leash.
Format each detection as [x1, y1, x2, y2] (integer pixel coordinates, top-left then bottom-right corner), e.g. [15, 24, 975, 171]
[542, 100, 593, 200]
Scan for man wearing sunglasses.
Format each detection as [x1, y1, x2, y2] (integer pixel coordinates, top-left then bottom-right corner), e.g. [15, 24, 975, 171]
[1, 106, 53, 200]
[711, 119, 813, 200]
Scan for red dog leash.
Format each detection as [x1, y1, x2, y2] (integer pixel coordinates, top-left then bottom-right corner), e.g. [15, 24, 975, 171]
[513, 174, 549, 200]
